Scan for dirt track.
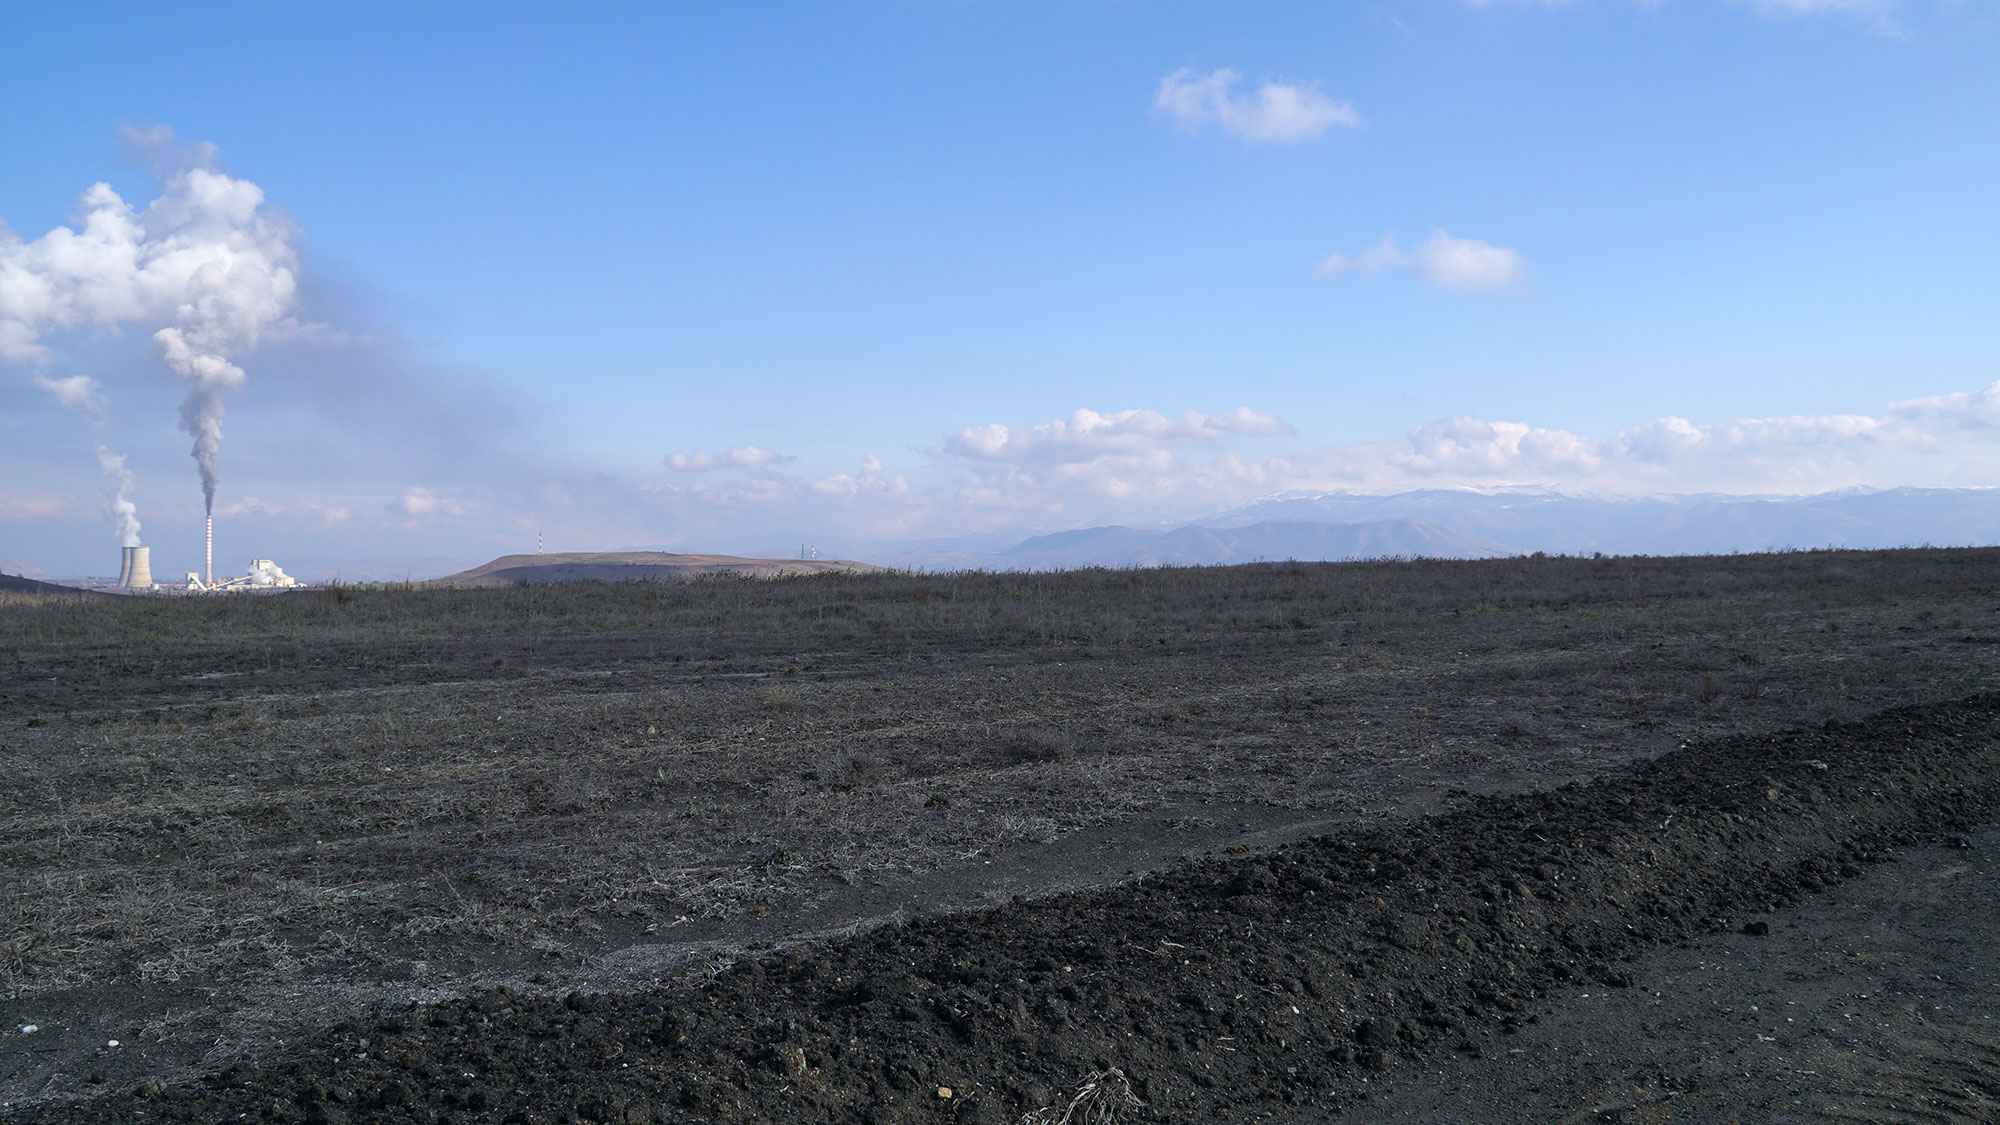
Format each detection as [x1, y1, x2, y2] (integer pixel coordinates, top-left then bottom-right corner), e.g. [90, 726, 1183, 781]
[9, 694, 1998, 1124]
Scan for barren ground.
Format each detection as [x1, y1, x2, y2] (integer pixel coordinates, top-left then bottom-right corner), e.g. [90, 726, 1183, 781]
[3, 549, 1997, 1121]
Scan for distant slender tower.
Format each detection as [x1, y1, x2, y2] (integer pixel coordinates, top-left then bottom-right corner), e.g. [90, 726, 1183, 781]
[205, 516, 213, 587]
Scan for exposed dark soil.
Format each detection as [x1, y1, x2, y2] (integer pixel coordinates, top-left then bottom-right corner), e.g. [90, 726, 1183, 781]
[10, 693, 2000, 1124]
[1318, 821, 2000, 1124]
[3, 549, 1998, 1121]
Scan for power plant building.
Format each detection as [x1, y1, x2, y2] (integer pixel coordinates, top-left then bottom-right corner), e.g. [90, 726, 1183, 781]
[117, 546, 154, 589]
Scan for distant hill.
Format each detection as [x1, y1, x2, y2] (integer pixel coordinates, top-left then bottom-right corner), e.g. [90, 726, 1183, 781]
[999, 518, 1515, 570]
[1, 558, 51, 581]
[0, 573, 94, 595]
[430, 551, 895, 588]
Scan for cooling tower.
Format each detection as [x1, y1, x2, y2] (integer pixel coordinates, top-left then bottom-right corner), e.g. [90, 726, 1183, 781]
[118, 546, 153, 589]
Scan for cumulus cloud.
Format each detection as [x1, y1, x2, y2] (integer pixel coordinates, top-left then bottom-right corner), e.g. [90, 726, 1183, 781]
[929, 407, 1294, 517]
[1155, 67, 1361, 142]
[811, 454, 910, 497]
[1393, 416, 1602, 476]
[1416, 232, 1526, 291]
[1316, 235, 1406, 277]
[910, 381, 2000, 530]
[664, 445, 789, 472]
[388, 486, 467, 522]
[511, 381, 2000, 555]
[942, 408, 1290, 466]
[0, 126, 302, 515]
[1319, 231, 1526, 291]
[217, 495, 352, 526]
[1889, 382, 2000, 431]
[34, 373, 104, 416]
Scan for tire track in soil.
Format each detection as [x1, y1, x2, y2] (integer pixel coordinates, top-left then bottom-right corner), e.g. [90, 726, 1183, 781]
[9, 696, 2000, 1125]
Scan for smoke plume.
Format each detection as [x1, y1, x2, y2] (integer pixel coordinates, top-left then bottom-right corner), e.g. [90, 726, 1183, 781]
[95, 445, 142, 547]
[31, 373, 143, 547]
[1, 127, 301, 517]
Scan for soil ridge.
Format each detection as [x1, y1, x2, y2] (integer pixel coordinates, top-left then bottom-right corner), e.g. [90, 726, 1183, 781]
[12, 694, 2000, 1124]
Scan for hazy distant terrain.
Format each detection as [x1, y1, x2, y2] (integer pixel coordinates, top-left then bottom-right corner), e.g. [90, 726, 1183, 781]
[430, 550, 893, 587]
[0, 558, 52, 581]
[1212, 485, 2000, 556]
[994, 518, 1512, 569]
[10, 487, 1997, 584]
[872, 485, 2000, 571]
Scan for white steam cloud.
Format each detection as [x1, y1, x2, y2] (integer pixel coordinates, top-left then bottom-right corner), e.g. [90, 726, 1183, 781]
[34, 372, 142, 547]
[95, 445, 142, 548]
[1, 126, 302, 517]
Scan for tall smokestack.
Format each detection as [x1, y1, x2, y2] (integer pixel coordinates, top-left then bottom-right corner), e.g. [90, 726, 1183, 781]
[119, 546, 153, 589]
[205, 515, 213, 586]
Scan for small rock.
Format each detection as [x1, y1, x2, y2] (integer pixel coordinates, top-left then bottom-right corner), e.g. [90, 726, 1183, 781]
[937, 1086, 954, 1100]
[1741, 920, 1770, 936]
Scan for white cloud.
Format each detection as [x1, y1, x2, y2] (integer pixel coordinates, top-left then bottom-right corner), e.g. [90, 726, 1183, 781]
[33, 373, 104, 415]
[929, 407, 1295, 519]
[1393, 416, 1602, 476]
[0, 493, 70, 520]
[1889, 382, 2000, 431]
[217, 495, 352, 526]
[942, 407, 1291, 467]
[494, 381, 2000, 554]
[1, 128, 303, 513]
[665, 445, 789, 472]
[388, 486, 467, 522]
[1319, 231, 1526, 291]
[1416, 232, 1526, 291]
[1317, 235, 1405, 277]
[1155, 67, 1361, 143]
[915, 381, 2000, 528]
[811, 454, 910, 497]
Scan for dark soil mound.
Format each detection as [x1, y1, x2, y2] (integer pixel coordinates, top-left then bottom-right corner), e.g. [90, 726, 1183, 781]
[14, 696, 2000, 1124]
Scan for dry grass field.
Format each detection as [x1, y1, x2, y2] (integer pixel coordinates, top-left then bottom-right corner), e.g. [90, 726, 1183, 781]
[2, 548, 1997, 1119]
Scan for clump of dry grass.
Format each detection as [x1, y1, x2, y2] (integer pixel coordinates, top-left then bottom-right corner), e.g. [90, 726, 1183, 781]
[1019, 1067, 1146, 1125]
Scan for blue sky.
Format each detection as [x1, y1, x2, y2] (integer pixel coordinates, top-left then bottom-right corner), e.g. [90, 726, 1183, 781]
[4, 0, 1998, 577]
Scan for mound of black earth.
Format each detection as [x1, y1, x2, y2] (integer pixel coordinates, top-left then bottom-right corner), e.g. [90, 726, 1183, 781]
[15, 696, 2000, 1125]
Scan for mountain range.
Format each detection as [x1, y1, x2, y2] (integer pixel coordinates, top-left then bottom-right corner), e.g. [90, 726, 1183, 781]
[876, 486, 2000, 571]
